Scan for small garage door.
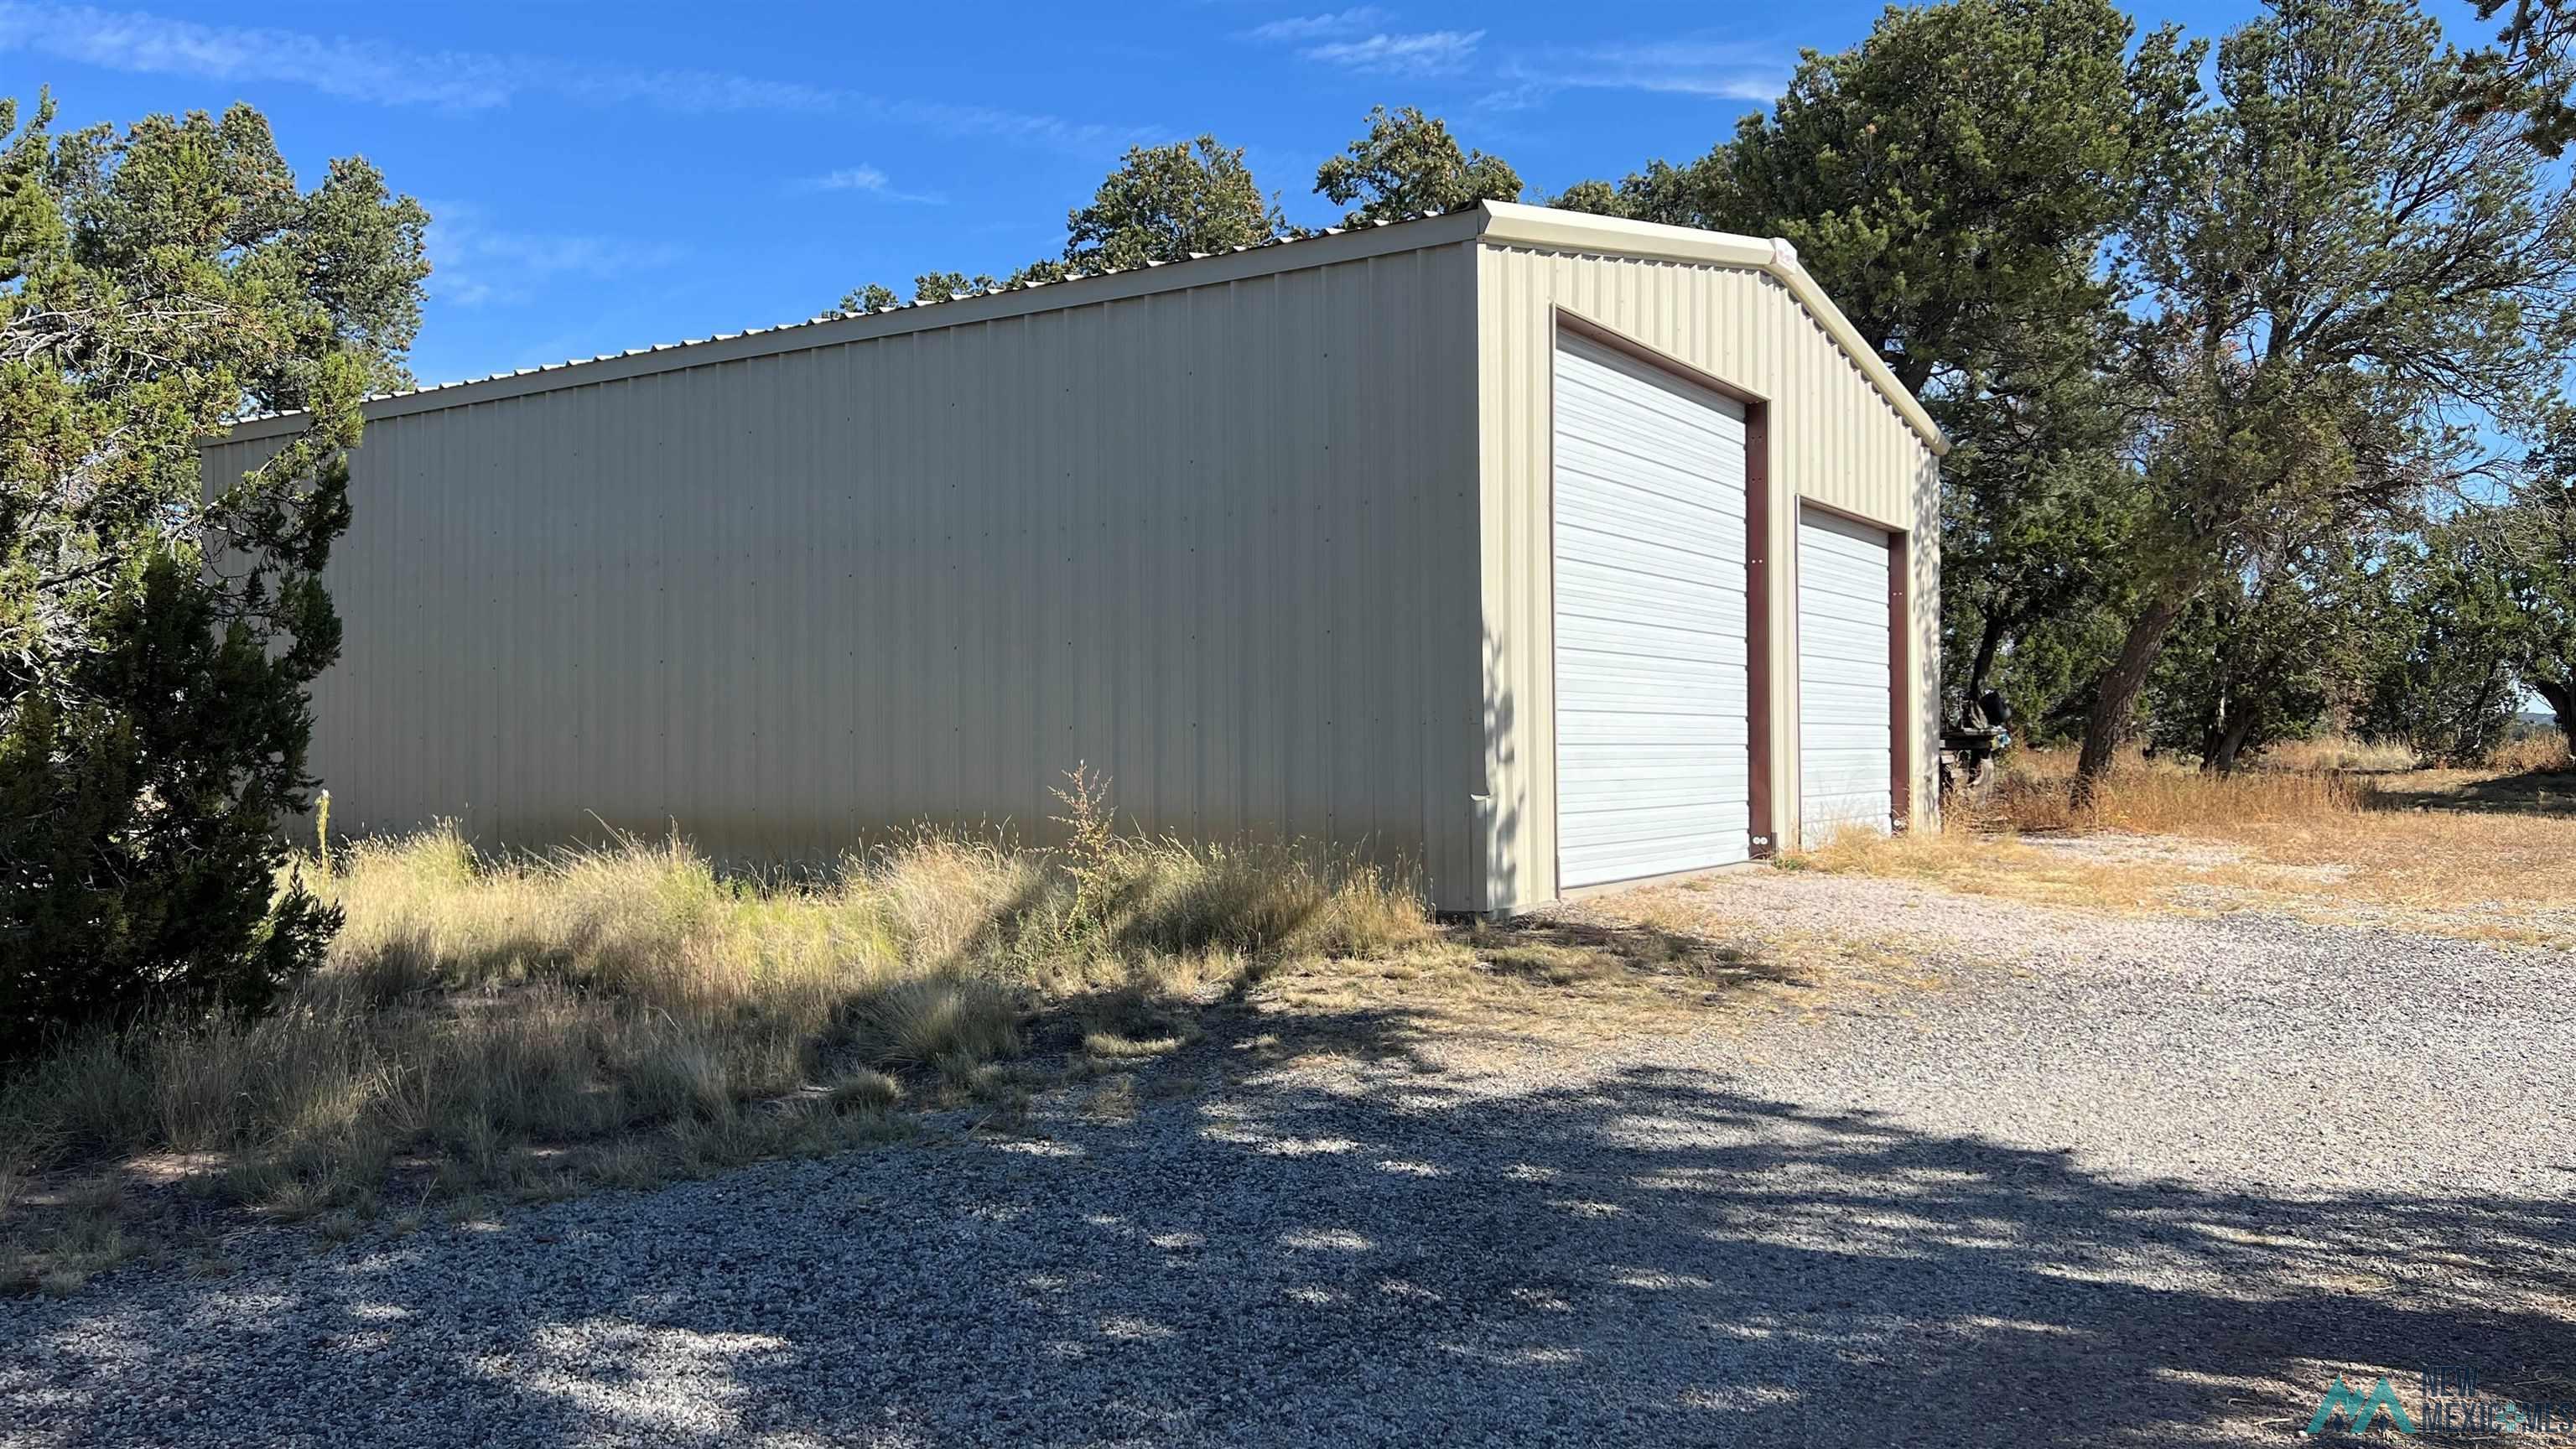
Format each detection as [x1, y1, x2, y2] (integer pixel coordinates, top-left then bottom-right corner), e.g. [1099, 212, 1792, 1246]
[1797, 508, 1894, 840]
[1552, 333, 1751, 888]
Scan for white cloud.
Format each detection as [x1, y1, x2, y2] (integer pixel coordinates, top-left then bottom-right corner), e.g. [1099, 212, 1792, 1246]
[0, 3, 522, 107]
[0, 2, 1140, 148]
[863, 96, 1152, 151]
[1300, 28, 1483, 76]
[423, 202, 686, 309]
[797, 166, 947, 204]
[1245, 8, 1389, 43]
[1485, 39, 1784, 109]
[1239, 8, 1480, 78]
[810, 166, 892, 192]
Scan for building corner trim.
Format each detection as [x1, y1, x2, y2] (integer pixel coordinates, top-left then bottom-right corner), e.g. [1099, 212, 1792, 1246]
[1473, 202, 1951, 459]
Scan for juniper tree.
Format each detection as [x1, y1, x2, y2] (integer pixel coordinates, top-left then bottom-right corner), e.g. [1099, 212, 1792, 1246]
[2071, 0, 2576, 801]
[0, 95, 428, 1054]
[2495, 439, 2576, 750]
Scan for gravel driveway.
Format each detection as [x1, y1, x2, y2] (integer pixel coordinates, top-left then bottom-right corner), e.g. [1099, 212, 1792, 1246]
[6, 870, 2572, 1446]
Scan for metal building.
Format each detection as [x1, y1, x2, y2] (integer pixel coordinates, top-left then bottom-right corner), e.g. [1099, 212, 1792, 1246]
[202, 201, 1945, 913]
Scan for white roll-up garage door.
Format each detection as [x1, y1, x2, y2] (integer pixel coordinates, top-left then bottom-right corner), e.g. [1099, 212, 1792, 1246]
[1551, 333, 1751, 888]
[1797, 508, 1894, 841]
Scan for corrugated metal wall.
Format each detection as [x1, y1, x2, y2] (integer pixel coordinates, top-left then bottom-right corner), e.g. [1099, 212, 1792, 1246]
[1474, 243, 1942, 910]
[204, 241, 1488, 906]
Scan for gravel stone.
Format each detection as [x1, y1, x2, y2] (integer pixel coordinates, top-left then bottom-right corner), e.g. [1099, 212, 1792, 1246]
[4, 870, 2569, 1446]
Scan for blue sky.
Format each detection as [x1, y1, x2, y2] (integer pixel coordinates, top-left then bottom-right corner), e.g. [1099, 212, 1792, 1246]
[0, 0, 2498, 390]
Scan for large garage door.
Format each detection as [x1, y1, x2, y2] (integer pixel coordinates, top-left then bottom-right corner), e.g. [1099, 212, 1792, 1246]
[1797, 508, 1894, 840]
[1552, 333, 1751, 889]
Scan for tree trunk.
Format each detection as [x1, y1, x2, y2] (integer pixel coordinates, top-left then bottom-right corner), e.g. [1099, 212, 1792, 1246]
[2463, 667, 2507, 766]
[1892, 351, 1935, 399]
[2072, 593, 2190, 809]
[2197, 684, 2232, 772]
[1966, 612, 2010, 717]
[2209, 709, 2257, 776]
[2534, 673, 2576, 758]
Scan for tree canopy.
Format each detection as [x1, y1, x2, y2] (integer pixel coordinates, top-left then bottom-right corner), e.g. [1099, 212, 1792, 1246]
[0, 93, 427, 1052]
[1553, 0, 2184, 397]
[2496, 438, 2576, 745]
[1064, 135, 1283, 270]
[2069, 0, 2576, 794]
[840, 109, 1526, 310]
[841, 134, 1283, 312]
[2461, 0, 2576, 155]
[1314, 106, 1521, 226]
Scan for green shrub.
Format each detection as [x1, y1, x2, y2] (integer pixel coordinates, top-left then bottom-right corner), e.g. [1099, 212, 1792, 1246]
[0, 96, 427, 1057]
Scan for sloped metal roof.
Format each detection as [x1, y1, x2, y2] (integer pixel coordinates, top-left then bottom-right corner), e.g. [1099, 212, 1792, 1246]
[218, 211, 1475, 435]
[219, 202, 1945, 454]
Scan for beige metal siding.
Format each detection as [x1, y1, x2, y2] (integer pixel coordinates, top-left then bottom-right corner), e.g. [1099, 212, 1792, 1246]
[203, 242, 1487, 906]
[1474, 243, 1941, 910]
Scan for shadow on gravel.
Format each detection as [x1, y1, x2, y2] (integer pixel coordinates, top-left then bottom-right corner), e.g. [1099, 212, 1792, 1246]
[9, 1008, 2571, 1447]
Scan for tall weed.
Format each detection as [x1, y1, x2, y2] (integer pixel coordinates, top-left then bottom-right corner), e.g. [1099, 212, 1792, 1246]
[1, 776, 1429, 1246]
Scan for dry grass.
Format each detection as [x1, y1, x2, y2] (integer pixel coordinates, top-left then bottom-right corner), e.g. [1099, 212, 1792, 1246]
[1975, 747, 2382, 834]
[2250, 734, 2420, 774]
[0, 797, 1432, 1292]
[2485, 730, 2573, 775]
[1799, 745, 2576, 943]
[2207, 727, 2568, 776]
